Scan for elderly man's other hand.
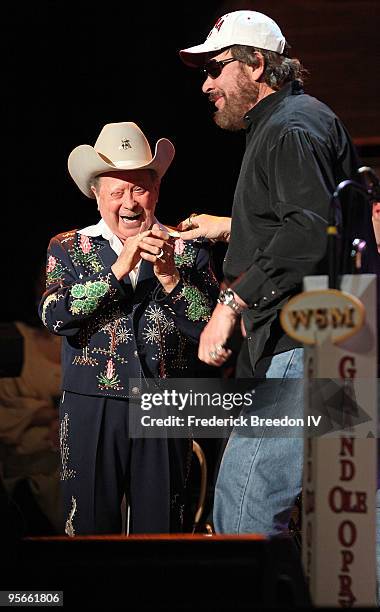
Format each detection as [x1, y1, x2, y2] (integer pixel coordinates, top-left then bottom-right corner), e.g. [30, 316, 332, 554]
[198, 304, 235, 365]
[140, 224, 180, 293]
[177, 214, 231, 242]
[111, 230, 152, 281]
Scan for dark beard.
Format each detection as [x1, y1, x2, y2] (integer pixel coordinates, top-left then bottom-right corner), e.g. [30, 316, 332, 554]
[214, 74, 260, 131]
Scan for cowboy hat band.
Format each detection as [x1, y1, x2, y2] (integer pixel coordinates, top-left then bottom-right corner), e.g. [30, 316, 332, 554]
[68, 122, 175, 198]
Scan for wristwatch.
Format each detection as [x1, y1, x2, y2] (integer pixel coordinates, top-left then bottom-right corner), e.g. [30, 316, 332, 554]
[217, 288, 243, 315]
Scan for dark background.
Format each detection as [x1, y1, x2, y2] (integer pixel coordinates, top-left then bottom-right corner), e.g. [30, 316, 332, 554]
[3, 0, 379, 321]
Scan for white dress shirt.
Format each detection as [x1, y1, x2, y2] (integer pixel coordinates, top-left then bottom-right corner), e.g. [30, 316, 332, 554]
[78, 218, 164, 290]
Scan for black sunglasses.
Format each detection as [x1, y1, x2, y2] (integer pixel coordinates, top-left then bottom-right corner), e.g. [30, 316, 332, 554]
[202, 57, 238, 79]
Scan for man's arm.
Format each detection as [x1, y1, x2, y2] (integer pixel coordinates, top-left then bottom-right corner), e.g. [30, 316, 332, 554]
[39, 234, 128, 336]
[177, 214, 231, 242]
[230, 128, 332, 308]
[197, 128, 335, 366]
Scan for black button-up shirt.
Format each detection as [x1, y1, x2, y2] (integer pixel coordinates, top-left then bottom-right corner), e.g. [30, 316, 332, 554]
[224, 81, 371, 371]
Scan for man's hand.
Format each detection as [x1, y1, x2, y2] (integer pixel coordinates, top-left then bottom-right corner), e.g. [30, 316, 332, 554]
[111, 229, 151, 280]
[140, 224, 180, 293]
[198, 303, 237, 365]
[177, 214, 231, 242]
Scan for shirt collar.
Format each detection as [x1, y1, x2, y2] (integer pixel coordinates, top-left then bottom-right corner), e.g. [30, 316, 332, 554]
[243, 80, 304, 130]
[78, 217, 165, 257]
[79, 219, 123, 255]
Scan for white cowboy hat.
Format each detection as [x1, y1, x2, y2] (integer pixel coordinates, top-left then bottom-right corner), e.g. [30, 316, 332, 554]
[68, 122, 175, 198]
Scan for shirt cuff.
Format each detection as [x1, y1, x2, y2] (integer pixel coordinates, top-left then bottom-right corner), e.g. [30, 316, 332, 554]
[231, 264, 279, 310]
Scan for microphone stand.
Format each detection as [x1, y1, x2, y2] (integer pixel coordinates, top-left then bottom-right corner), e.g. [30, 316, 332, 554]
[328, 166, 379, 289]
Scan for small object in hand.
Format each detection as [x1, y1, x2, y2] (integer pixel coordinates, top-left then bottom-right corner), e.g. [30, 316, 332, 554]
[156, 248, 164, 259]
[162, 224, 181, 238]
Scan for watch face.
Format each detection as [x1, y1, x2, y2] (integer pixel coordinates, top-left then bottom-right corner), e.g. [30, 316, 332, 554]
[218, 289, 241, 314]
[224, 290, 233, 304]
[219, 289, 233, 303]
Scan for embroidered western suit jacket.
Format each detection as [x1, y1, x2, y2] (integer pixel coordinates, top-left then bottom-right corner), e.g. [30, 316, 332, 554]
[39, 229, 219, 398]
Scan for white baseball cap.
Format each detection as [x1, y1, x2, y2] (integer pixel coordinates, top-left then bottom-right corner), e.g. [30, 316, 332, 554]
[179, 10, 286, 67]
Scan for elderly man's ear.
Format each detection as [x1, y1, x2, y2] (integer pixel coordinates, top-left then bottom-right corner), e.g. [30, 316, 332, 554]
[152, 177, 160, 203]
[90, 185, 100, 210]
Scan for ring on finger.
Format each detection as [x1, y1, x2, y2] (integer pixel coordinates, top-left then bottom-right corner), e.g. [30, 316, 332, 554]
[215, 344, 224, 355]
[156, 248, 164, 259]
[209, 350, 217, 360]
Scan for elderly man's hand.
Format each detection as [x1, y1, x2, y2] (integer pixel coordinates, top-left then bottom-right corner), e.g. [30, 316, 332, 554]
[177, 214, 231, 242]
[111, 230, 152, 280]
[140, 224, 180, 293]
[198, 304, 236, 365]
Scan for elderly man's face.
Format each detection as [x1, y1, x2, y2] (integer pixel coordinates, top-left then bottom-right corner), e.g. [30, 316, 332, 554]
[92, 169, 159, 241]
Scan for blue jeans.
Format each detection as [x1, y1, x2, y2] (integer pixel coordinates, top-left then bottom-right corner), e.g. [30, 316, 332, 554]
[213, 348, 304, 535]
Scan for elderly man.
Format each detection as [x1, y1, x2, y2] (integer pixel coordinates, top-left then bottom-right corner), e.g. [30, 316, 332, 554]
[178, 10, 376, 538]
[39, 122, 218, 535]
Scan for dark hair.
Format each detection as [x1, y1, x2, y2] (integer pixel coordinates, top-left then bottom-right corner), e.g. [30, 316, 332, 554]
[230, 43, 308, 89]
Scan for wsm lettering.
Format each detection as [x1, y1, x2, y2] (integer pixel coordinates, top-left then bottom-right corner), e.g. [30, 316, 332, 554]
[289, 307, 355, 331]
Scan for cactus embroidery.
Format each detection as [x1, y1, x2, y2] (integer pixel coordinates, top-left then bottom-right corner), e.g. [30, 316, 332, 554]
[180, 286, 211, 321]
[69, 280, 109, 315]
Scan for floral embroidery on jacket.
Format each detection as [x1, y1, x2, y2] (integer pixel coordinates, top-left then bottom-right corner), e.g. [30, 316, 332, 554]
[46, 256, 66, 287]
[174, 238, 186, 255]
[71, 235, 103, 273]
[174, 240, 197, 267]
[97, 358, 123, 390]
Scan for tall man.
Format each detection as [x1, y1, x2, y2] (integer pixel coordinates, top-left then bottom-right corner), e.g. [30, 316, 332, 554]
[179, 10, 374, 535]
